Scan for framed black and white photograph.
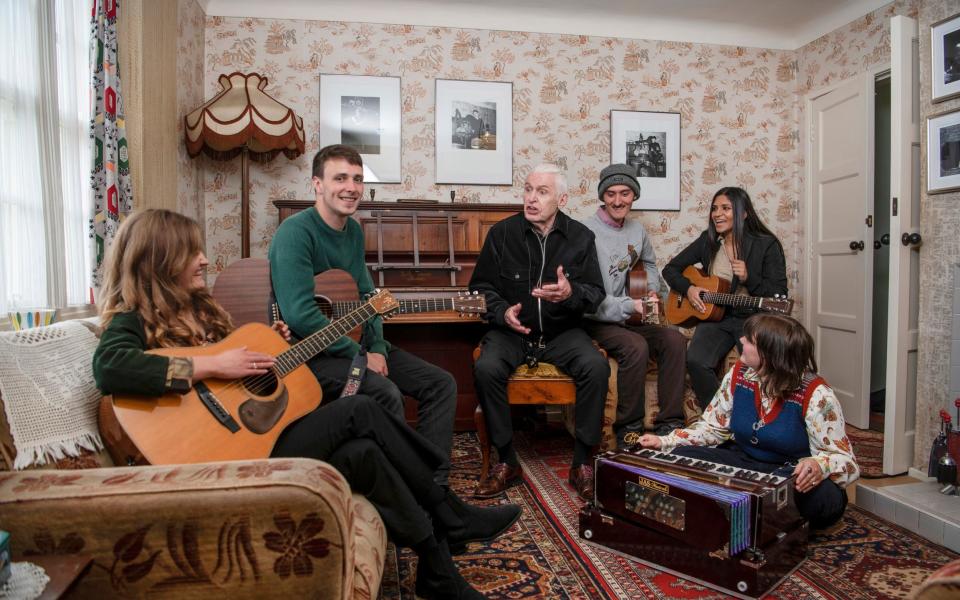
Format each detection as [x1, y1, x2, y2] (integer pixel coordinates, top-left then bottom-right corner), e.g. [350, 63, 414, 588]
[932, 12, 960, 103]
[435, 79, 512, 185]
[320, 74, 401, 183]
[610, 110, 681, 210]
[927, 108, 960, 194]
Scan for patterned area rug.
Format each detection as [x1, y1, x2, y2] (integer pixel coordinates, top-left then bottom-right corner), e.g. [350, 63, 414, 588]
[846, 424, 885, 478]
[380, 430, 956, 599]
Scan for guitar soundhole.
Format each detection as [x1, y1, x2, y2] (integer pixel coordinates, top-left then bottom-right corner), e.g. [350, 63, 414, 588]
[242, 371, 279, 397]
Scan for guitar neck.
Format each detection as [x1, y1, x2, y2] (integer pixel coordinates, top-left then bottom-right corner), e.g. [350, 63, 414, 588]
[334, 298, 455, 315]
[273, 303, 378, 376]
[701, 292, 763, 310]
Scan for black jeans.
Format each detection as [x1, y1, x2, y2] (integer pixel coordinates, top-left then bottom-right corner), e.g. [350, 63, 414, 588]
[473, 328, 608, 452]
[672, 443, 849, 529]
[686, 316, 745, 409]
[272, 394, 447, 546]
[307, 348, 457, 485]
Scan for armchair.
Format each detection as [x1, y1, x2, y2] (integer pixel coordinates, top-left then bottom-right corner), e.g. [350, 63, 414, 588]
[0, 260, 387, 598]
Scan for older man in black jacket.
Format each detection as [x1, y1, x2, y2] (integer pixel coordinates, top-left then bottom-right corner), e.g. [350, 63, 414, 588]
[469, 164, 608, 501]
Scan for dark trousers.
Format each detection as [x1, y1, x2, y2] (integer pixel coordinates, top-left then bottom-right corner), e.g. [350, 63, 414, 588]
[307, 348, 457, 485]
[272, 394, 447, 546]
[686, 316, 745, 409]
[672, 443, 849, 529]
[473, 328, 609, 453]
[583, 321, 686, 430]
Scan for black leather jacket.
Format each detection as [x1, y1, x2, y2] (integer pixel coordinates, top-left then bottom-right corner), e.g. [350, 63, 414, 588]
[469, 211, 605, 341]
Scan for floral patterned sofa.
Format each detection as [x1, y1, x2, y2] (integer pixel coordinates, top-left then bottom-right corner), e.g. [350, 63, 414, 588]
[0, 317, 387, 599]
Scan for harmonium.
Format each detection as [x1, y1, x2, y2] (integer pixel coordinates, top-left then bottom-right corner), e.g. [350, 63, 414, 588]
[579, 448, 808, 599]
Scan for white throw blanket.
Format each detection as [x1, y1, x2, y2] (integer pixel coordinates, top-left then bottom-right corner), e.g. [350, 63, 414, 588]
[0, 321, 103, 469]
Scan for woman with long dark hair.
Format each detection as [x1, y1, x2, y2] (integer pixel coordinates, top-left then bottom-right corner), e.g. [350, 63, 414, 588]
[662, 186, 787, 408]
[93, 209, 517, 600]
[635, 314, 858, 529]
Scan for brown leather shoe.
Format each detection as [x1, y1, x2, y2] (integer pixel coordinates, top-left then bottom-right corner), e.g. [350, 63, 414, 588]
[474, 463, 523, 498]
[569, 464, 595, 501]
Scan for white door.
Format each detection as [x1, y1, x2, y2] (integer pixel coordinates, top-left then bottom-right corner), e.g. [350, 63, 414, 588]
[807, 73, 873, 429]
[883, 15, 920, 475]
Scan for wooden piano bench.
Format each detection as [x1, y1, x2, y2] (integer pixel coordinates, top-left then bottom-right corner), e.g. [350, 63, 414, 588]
[472, 344, 609, 481]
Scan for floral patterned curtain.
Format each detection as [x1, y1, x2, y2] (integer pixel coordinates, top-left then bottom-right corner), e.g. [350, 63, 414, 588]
[89, 0, 132, 290]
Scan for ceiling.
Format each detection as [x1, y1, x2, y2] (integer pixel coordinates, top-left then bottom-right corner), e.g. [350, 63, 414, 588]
[199, 0, 892, 50]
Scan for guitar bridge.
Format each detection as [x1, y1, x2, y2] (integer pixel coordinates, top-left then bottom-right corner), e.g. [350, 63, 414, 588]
[195, 382, 241, 433]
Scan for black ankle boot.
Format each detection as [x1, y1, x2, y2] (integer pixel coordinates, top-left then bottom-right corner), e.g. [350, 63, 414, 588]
[442, 491, 522, 554]
[414, 537, 484, 599]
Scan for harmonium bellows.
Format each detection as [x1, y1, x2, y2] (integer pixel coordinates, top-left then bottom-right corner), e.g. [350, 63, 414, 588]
[579, 448, 809, 599]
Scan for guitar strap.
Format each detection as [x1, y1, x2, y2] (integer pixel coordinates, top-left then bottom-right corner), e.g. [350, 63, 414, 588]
[340, 351, 368, 398]
[269, 275, 369, 397]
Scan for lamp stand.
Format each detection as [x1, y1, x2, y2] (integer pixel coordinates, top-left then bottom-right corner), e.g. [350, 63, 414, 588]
[241, 148, 250, 258]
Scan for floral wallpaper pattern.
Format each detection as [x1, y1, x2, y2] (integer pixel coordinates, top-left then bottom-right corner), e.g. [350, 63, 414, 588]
[176, 0, 205, 224]
[916, 0, 960, 469]
[193, 2, 919, 309]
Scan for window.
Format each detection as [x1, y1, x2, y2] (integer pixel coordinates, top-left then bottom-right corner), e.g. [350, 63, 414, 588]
[0, 0, 92, 313]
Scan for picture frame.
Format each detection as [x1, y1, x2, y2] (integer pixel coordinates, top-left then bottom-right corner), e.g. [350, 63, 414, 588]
[610, 110, 681, 211]
[435, 79, 513, 185]
[927, 108, 960, 194]
[931, 12, 960, 103]
[319, 74, 401, 183]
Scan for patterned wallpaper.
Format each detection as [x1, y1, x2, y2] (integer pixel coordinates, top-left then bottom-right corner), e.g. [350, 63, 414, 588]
[916, 0, 960, 470]
[192, 2, 922, 305]
[176, 0, 205, 224]
[196, 15, 809, 292]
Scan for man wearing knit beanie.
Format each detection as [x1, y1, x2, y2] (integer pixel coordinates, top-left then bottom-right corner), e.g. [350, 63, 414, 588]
[581, 164, 688, 443]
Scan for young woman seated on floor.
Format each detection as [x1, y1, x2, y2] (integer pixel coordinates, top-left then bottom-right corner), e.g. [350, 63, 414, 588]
[92, 209, 521, 600]
[636, 313, 859, 529]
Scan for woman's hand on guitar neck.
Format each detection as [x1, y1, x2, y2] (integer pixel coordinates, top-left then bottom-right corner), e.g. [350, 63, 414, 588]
[686, 286, 708, 313]
[192, 347, 276, 380]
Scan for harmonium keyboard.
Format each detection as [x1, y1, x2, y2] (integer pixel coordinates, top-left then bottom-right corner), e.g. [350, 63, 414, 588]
[578, 448, 808, 599]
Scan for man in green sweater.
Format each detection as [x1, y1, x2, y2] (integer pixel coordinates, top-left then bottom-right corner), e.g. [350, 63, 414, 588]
[269, 145, 520, 553]
[269, 144, 461, 479]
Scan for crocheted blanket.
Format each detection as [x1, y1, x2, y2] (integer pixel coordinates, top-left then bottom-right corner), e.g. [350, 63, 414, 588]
[0, 321, 103, 469]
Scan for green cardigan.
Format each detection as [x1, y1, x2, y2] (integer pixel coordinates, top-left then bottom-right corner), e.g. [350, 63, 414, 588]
[268, 207, 389, 358]
[92, 311, 192, 397]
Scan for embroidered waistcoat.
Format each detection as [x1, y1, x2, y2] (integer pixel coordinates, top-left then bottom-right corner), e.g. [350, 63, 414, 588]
[729, 361, 823, 464]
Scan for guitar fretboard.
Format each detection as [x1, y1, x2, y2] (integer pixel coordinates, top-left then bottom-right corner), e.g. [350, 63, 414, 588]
[700, 292, 763, 310]
[332, 299, 457, 316]
[273, 302, 378, 376]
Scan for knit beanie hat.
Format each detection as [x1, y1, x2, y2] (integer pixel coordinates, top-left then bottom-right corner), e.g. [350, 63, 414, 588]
[597, 164, 641, 201]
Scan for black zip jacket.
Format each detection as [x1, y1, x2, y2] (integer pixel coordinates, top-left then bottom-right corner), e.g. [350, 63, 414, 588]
[662, 229, 788, 318]
[469, 211, 605, 340]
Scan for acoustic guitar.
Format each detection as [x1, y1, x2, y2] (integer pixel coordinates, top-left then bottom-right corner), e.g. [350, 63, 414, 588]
[664, 265, 794, 328]
[624, 264, 660, 326]
[103, 289, 400, 466]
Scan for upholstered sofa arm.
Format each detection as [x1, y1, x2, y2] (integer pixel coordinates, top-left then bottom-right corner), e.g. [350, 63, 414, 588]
[0, 457, 386, 599]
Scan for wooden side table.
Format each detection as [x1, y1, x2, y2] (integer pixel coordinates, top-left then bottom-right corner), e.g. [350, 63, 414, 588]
[23, 554, 93, 599]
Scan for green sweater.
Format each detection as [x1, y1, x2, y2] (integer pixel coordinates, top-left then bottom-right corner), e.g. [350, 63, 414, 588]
[92, 311, 191, 397]
[268, 207, 389, 358]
